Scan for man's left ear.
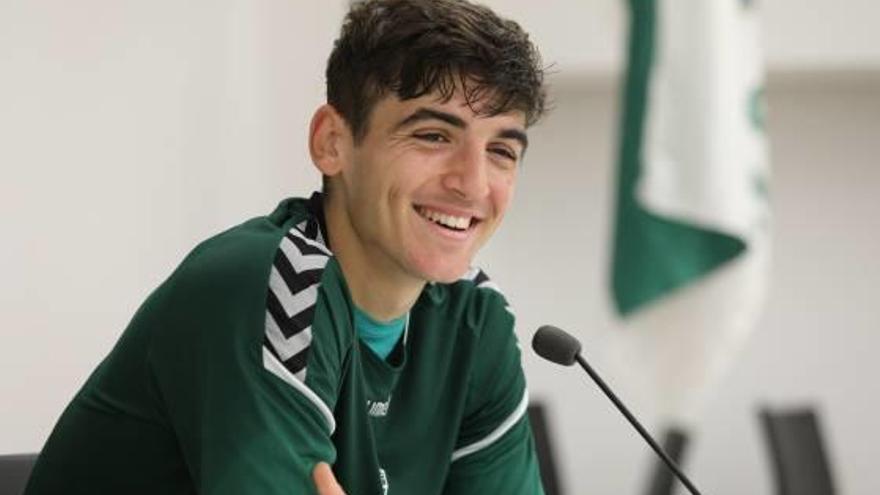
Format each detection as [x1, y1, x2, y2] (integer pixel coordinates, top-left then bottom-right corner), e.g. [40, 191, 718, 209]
[309, 104, 351, 177]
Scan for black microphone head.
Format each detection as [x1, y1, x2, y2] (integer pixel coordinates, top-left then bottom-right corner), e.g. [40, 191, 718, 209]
[532, 325, 582, 366]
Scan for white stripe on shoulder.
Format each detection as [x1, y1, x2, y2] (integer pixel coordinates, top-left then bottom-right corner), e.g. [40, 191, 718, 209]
[459, 267, 514, 317]
[265, 311, 312, 361]
[295, 218, 327, 247]
[462, 267, 482, 281]
[279, 236, 330, 272]
[451, 389, 529, 462]
[460, 267, 504, 295]
[269, 266, 320, 316]
[288, 227, 332, 255]
[263, 347, 336, 434]
[476, 280, 502, 293]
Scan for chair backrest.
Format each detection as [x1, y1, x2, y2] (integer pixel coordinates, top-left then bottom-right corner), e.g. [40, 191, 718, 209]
[760, 406, 836, 495]
[528, 403, 564, 495]
[643, 427, 690, 495]
[0, 454, 37, 495]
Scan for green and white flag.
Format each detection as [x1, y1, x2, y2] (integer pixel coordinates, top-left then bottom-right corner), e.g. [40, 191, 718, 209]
[607, 0, 771, 426]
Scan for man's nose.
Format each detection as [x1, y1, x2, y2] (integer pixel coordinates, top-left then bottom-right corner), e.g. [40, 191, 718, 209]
[441, 144, 490, 199]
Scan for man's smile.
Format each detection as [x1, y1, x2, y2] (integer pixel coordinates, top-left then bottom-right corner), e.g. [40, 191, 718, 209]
[413, 204, 483, 239]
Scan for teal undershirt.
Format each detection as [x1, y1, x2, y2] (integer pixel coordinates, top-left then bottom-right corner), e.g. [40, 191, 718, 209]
[353, 306, 407, 360]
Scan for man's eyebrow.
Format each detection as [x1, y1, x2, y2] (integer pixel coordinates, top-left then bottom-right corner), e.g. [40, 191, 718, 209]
[394, 108, 466, 131]
[499, 128, 528, 152]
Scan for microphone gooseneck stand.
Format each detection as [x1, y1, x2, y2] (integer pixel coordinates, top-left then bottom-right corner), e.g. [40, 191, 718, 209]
[573, 353, 702, 495]
[532, 325, 702, 495]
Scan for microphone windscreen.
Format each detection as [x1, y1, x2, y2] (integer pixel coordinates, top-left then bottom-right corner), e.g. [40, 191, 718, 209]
[532, 325, 582, 366]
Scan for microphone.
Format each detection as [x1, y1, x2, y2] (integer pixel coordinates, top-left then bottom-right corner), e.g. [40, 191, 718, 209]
[532, 325, 703, 495]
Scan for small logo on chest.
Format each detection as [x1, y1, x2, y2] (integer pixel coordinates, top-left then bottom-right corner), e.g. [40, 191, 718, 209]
[366, 397, 390, 417]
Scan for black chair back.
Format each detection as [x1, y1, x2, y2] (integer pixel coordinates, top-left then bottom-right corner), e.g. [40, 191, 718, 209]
[528, 403, 564, 495]
[643, 427, 690, 495]
[0, 454, 37, 495]
[760, 406, 836, 495]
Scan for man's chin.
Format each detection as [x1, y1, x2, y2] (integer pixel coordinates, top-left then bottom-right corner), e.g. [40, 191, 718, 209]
[404, 247, 475, 284]
[416, 262, 471, 285]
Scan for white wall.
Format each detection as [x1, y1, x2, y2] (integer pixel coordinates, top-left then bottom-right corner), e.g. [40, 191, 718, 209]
[0, 0, 345, 452]
[481, 0, 880, 75]
[477, 75, 880, 494]
[3, 1, 880, 494]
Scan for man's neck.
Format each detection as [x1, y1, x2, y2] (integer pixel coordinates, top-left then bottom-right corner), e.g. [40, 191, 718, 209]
[323, 194, 424, 322]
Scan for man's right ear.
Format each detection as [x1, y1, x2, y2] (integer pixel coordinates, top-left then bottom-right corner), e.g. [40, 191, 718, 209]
[309, 104, 352, 177]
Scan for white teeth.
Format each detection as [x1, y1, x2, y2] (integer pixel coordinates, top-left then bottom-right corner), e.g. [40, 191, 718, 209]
[418, 207, 472, 230]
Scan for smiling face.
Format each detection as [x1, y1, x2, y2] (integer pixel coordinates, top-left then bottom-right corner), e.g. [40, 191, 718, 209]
[314, 89, 527, 287]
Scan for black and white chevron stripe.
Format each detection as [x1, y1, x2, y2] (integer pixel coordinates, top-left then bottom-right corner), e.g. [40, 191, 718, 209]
[264, 219, 331, 382]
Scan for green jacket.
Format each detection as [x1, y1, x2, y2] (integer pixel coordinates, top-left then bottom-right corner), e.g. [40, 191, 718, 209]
[26, 194, 544, 495]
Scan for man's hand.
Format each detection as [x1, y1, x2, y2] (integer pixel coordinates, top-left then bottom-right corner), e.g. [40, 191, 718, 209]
[312, 462, 346, 495]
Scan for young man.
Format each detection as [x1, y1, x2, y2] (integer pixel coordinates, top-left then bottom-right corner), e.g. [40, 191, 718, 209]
[25, 1, 547, 493]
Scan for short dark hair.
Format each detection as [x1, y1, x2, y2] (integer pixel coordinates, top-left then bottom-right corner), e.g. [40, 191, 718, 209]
[326, 0, 547, 142]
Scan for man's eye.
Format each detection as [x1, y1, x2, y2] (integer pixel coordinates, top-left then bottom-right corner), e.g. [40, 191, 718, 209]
[490, 147, 518, 162]
[413, 132, 449, 143]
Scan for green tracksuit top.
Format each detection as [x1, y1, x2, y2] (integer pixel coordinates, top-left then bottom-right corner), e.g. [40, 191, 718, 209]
[25, 193, 545, 495]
